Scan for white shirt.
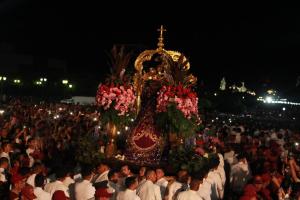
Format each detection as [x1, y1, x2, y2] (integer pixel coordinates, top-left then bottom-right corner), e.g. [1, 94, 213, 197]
[177, 190, 203, 200]
[137, 180, 161, 200]
[167, 181, 182, 200]
[44, 180, 69, 197]
[156, 177, 168, 198]
[27, 173, 37, 187]
[63, 176, 75, 187]
[197, 180, 211, 200]
[34, 187, 51, 200]
[0, 168, 7, 182]
[75, 179, 96, 200]
[94, 170, 109, 183]
[206, 171, 223, 200]
[117, 189, 141, 200]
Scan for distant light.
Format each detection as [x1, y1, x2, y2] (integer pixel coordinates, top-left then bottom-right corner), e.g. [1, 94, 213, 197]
[295, 142, 299, 146]
[70, 112, 73, 115]
[117, 131, 121, 135]
[242, 96, 245, 99]
[43, 78, 47, 81]
[68, 84, 73, 88]
[216, 117, 219, 120]
[214, 93, 217, 96]
[48, 111, 51, 115]
[130, 118, 134, 122]
[98, 126, 101, 129]
[14, 79, 21, 84]
[59, 107, 63, 111]
[93, 117, 98, 121]
[265, 96, 273, 103]
[62, 80, 68, 84]
[125, 126, 129, 131]
[0, 110, 4, 115]
[40, 78, 43, 81]
[211, 119, 214, 123]
[293, 117, 296, 120]
[282, 107, 286, 111]
[3, 77, 6, 81]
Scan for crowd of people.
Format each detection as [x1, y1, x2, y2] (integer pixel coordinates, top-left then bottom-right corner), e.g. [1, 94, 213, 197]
[0, 98, 299, 199]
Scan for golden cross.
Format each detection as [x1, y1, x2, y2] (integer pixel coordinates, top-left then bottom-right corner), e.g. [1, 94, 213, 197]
[157, 25, 167, 39]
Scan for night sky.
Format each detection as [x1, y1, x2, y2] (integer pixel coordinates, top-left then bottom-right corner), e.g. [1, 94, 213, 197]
[0, 1, 300, 96]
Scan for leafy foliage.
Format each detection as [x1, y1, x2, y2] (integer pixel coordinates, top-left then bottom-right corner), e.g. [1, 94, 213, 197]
[75, 134, 104, 165]
[168, 146, 208, 174]
[100, 106, 134, 130]
[156, 103, 199, 138]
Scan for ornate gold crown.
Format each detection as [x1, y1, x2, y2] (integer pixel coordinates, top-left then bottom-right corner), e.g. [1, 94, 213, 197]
[133, 25, 196, 114]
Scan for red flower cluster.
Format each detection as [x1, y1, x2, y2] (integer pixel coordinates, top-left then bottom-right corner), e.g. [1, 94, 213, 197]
[156, 84, 199, 119]
[96, 84, 136, 116]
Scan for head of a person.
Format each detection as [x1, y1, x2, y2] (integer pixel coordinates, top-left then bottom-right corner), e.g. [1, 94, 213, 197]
[32, 162, 43, 174]
[108, 169, 119, 184]
[155, 168, 165, 180]
[253, 175, 263, 191]
[0, 157, 9, 169]
[11, 173, 26, 191]
[81, 165, 94, 181]
[125, 176, 139, 190]
[97, 162, 109, 174]
[2, 142, 11, 153]
[55, 167, 68, 181]
[145, 169, 157, 183]
[139, 166, 147, 177]
[209, 154, 220, 170]
[177, 169, 189, 183]
[121, 165, 131, 177]
[189, 177, 202, 191]
[21, 185, 36, 200]
[35, 173, 46, 188]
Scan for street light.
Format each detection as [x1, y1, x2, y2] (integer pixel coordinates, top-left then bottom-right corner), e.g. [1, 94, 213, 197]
[68, 84, 73, 88]
[0, 76, 7, 81]
[40, 78, 47, 82]
[14, 79, 21, 84]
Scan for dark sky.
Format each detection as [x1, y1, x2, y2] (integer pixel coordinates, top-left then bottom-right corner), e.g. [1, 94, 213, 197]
[0, 1, 300, 94]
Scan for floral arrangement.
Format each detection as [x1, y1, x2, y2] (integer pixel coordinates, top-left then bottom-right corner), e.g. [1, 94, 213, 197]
[96, 83, 136, 128]
[156, 84, 200, 138]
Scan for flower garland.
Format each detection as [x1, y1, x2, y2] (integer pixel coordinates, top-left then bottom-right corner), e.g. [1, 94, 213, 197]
[156, 84, 199, 119]
[155, 84, 200, 138]
[96, 83, 136, 128]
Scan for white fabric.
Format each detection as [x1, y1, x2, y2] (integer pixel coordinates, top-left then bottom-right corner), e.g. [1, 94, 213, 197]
[117, 189, 141, 200]
[156, 177, 168, 198]
[0, 168, 7, 182]
[177, 190, 203, 200]
[94, 170, 109, 183]
[34, 187, 51, 200]
[137, 180, 161, 200]
[197, 180, 211, 200]
[167, 181, 182, 200]
[44, 180, 69, 197]
[27, 173, 37, 187]
[206, 171, 223, 200]
[26, 148, 35, 167]
[63, 176, 75, 187]
[75, 179, 96, 200]
[230, 161, 251, 193]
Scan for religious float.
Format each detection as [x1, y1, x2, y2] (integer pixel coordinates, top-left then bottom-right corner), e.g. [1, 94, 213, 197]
[96, 26, 205, 170]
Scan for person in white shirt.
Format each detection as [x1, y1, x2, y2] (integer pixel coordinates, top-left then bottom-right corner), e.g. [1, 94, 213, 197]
[75, 165, 96, 200]
[206, 154, 223, 200]
[34, 173, 51, 200]
[108, 169, 121, 200]
[63, 172, 75, 188]
[117, 176, 141, 200]
[93, 162, 110, 183]
[177, 175, 204, 200]
[230, 153, 251, 196]
[155, 168, 168, 198]
[137, 169, 161, 200]
[0, 157, 9, 183]
[165, 170, 189, 200]
[197, 165, 211, 200]
[44, 168, 70, 198]
[26, 162, 44, 187]
[0, 142, 12, 167]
